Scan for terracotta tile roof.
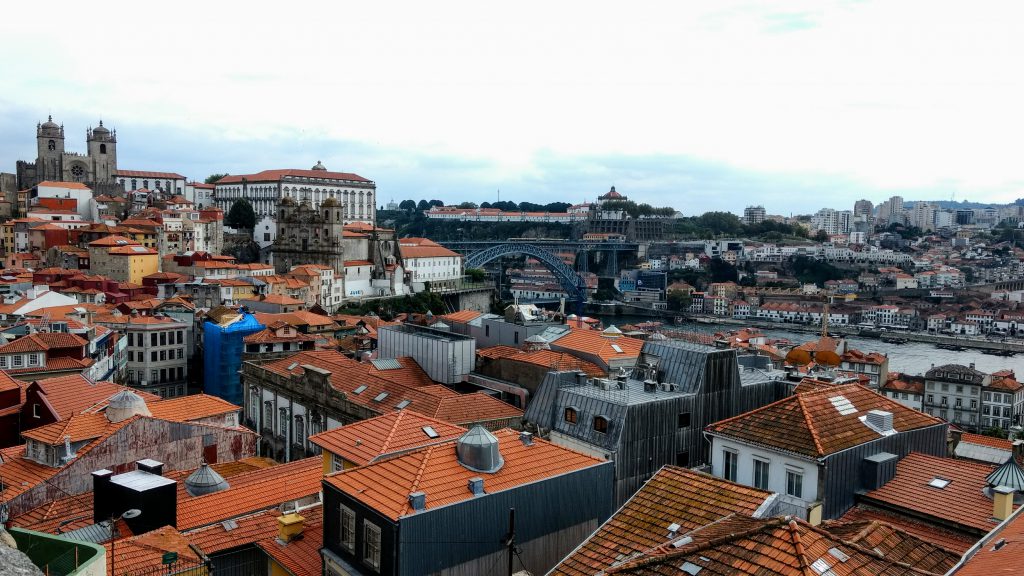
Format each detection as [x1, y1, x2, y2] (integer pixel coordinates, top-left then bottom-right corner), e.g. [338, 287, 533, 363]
[882, 372, 926, 395]
[239, 293, 305, 305]
[478, 345, 606, 377]
[87, 235, 139, 247]
[108, 245, 158, 255]
[243, 328, 319, 344]
[0, 369, 21, 393]
[959, 432, 1014, 451]
[252, 311, 338, 329]
[706, 384, 945, 459]
[429, 392, 524, 425]
[186, 505, 323, 554]
[310, 411, 466, 466]
[0, 332, 87, 353]
[6, 355, 95, 374]
[823, 519, 961, 573]
[549, 328, 643, 364]
[603, 515, 942, 575]
[177, 457, 323, 530]
[367, 356, 436, 388]
[953, 508, 1024, 575]
[9, 492, 94, 533]
[399, 237, 461, 259]
[147, 394, 239, 422]
[0, 445, 60, 501]
[836, 506, 979, 553]
[37, 181, 91, 189]
[441, 310, 483, 324]
[217, 168, 370, 184]
[104, 526, 204, 574]
[257, 515, 323, 576]
[324, 428, 605, 521]
[20, 412, 129, 444]
[343, 259, 372, 266]
[860, 452, 1010, 533]
[31, 375, 159, 419]
[552, 466, 774, 576]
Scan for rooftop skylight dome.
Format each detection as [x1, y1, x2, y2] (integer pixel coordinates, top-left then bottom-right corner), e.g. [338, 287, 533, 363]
[184, 461, 230, 496]
[105, 390, 151, 423]
[985, 455, 1024, 504]
[455, 426, 504, 473]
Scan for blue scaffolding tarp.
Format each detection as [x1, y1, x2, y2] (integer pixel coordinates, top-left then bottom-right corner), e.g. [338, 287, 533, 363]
[203, 311, 264, 405]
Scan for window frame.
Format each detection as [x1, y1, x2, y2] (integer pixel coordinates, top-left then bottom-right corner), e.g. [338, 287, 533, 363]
[563, 406, 578, 424]
[785, 468, 803, 498]
[363, 521, 382, 570]
[722, 449, 738, 482]
[752, 457, 771, 490]
[592, 415, 609, 433]
[339, 505, 356, 553]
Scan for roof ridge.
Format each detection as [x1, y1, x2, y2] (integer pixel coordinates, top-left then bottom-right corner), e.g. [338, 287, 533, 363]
[378, 411, 406, 454]
[400, 446, 435, 517]
[796, 393, 826, 457]
[705, 394, 799, 431]
[786, 518, 815, 576]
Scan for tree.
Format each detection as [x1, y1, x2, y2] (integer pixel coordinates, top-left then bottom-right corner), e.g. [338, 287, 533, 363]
[707, 258, 739, 283]
[698, 212, 743, 236]
[399, 199, 417, 212]
[814, 229, 830, 242]
[416, 200, 431, 211]
[226, 198, 257, 230]
[457, 202, 478, 209]
[667, 290, 691, 311]
[466, 268, 487, 282]
[428, 199, 445, 208]
[205, 173, 229, 184]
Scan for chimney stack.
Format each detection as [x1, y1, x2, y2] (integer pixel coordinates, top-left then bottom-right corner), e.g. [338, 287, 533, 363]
[519, 431, 533, 446]
[276, 513, 305, 543]
[408, 492, 426, 512]
[468, 477, 485, 496]
[136, 459, 164, 476]
[91, 469, 114, 524]
[993, 485, 1015, 521]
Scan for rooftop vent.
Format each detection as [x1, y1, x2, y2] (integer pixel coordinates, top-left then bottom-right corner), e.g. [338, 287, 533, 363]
[184, 462, 230, 496]
[408, 491, 426, 512]
[468, 477, 485, 496]
[105, 390, 151, 423]
[864, 410, 894, 433]
[672, 536, 693, 549]
[643, 379, 658, 393]
[455, 426, 504, 473]
[667, 522, 681, 537]
[519, 431, 533, 446]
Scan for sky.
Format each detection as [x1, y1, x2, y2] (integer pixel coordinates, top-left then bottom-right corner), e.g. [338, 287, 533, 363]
[1, 1, 1022, 215]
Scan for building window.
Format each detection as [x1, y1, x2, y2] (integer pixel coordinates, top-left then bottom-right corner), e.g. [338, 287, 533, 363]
[676, 451, 690, 467]
[786, 469, 803, 498]
[339, 506, 356, 553]
[279, 409, 288, 437]
[363, 521, 381, 570]
[13, 355, 22, 367]
[294, 415, 304, 444]
[563, 407, 577, 424]
[593, 416, 608, 433]
[753, 458, 770, 490]
[723, 450, 738, 482]
[678, 412, 691, 428]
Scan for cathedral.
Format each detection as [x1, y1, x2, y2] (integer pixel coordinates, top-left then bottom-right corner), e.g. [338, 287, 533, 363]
[14, 115, 118, 190]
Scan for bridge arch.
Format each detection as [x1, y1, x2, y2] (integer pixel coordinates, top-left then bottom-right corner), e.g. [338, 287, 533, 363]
[463, 243, 588, 302]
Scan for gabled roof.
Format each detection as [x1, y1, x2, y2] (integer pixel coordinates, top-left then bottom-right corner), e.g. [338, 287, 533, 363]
[115, 170, 186, 179]
[953, 505, 1024, 575]
[309, 411, 466, 466]
[0, 332, 87, 354]
[185, 505, 321, 554]
[822, 519, 961, 573]
[552, 466, 774, 576]
[706, 384, 944, 459]
[104, 526, 204, 574]
[477, 345, 606, 377]
[324, 428, 605, 520]
[29, 374, 159, 420]
[440, 310, 482, 324]
[146, 394, 239, 422]
[837, 506, 979, 553]
[603, 515, 944, 575]
[548, 327, 644, 364]
[216, 168, 370, 184]
[860, 451, 1009, 532]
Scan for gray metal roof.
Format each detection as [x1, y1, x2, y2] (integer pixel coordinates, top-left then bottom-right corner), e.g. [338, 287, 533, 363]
[110, 470, 176, 491]
[63, 520, 113, 543]
[954, 441, 1012, 465]
[185, 462, 230, 496]
[370, 358, 402, 370]
[987, 456, 1024, 491]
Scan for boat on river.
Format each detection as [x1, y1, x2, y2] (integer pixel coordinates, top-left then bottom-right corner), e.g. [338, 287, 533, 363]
[881, 336, 909, 345]
[981, 349, 1017, 357]
[936, 343, 967, 351]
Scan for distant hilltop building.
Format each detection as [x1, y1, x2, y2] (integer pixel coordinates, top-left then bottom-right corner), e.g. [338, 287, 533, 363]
[10, 115, 118, 191]
[743, 205, 766, 225]
[214, 161, 376, 225]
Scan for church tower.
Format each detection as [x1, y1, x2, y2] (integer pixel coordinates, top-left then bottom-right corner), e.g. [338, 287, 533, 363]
[320, 195, 346, 273]
[87, 120, 117, 183]
[36, 116, 65, 182]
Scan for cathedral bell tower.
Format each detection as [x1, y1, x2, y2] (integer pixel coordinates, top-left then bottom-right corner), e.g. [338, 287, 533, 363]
[87, 120, 117, 183]
[36, 115, 65, 182]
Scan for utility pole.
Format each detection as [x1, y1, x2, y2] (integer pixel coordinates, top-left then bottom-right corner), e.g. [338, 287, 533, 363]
[506, 507, 516, 576]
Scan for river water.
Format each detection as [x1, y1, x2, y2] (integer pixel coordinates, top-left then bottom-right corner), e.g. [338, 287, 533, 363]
[597, 314, 1024, 377]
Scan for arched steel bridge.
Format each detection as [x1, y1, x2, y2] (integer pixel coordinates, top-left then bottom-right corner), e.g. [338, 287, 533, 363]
[461, 242, 589, 302]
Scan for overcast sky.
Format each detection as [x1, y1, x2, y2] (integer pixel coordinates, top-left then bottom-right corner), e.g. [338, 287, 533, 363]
[1, 1, 1021, 215]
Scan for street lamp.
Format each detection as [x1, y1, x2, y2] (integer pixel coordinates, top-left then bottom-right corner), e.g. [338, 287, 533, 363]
[110, 509, 141, 576]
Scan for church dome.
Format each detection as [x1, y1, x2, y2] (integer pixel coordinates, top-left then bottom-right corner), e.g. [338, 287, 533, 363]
[280, 195, 296, 206]
[41, 115, 59, 130]
[184, 462, 230, 496]
[455, 426, 504, 473]
[321, 196, 340, 207]
[599, 186, 623, 200]
[105, 390, 151, 423]
[93, 121, 109, 134]
[312, 160, 327, 171]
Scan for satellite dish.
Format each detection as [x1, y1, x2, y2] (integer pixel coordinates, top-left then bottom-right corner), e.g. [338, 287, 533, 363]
[121, 509, 141, 519]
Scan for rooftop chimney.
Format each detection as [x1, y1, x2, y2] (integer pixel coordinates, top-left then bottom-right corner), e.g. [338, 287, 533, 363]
[408, 492, 427, 512]
[861, 452, 898, 491]
[519, 431, 533, 446]
[277, 513, 305, 543]
[468, 477, 485, 496]
[91, 469, 114, 524]
[136, 459, 163, 476]
[993, 485, 1015, 521]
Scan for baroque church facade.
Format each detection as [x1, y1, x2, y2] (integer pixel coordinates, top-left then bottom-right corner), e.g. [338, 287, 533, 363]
[14, 116, 118, 190]
[272, 195, 346, 274]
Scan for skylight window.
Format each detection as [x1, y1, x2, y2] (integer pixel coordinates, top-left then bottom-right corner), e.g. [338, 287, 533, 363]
[928, 477, 951, 489]
[829, 395, 857, 416]
[611, 344, 624, 353]
[396, 400, 411, 410]
[810, 558, 834, 575]
[827, 548, 849, 562]
[353, 385, 367, 394]
[423, 426, 439, 438]
[373, 392, 388, 402]
[680, 561, 703, 575]
[287, 362, 298, 371]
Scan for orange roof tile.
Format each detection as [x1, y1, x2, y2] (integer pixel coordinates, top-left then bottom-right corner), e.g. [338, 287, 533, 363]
[0, 332, 87, 354]
[429, 393, 524, 425]
[37, 181, 91, 190]
[954, 508, 1024, 575]
[147, 394, 239, 422]
[177, 457, 323, 530]
[550, 328, 643, 364]
[706, 384, 945, 458]
[441, 310, 483, 324]
[836, 506, 979, 553]
[861, 452, 1011, 533]
[217, 168, 370, 184]
[0, 446, 60, 501]
[115, 170, 186, 179]
[959, 432, 1015, 451]
[310, 411, 466, 466]
[87, 235, 139, 247]
[325, 429, 604, 520]
[553, 466, 774, 576]
[30, 374, 160, 420]
[186, 505, 323, 555]
[478, 345, 606, 377]
[257, 517, 323, 576]
[104, 526, 204, 574]
[20, 412, 127, 444]
[822, 519, 962, 573]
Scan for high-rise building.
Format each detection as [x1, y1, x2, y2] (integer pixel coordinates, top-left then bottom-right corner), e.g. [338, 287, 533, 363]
[743, 205, 766, 225]
[853, 199, 873, 218]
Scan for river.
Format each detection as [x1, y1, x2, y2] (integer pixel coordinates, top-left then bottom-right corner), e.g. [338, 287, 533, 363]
[597, 314, 1024, 377]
